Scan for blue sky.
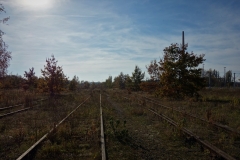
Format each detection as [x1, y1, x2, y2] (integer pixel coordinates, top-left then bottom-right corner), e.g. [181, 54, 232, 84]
[0, 0, 240, 82]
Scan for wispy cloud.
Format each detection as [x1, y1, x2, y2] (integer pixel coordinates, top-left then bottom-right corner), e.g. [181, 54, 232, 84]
[0, 0, 239, 81]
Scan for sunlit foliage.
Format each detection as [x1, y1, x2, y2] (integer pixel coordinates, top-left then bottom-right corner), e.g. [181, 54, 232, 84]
[41, 55, 66, 96]
[147, 43, 205, 98]
[131, 65, 145, 91]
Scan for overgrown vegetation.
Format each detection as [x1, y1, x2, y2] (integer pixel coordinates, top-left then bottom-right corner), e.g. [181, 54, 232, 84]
[41, 55, 67, 96]
[146, 43, 205, 98]
[0, 4, 11, 79]
[106, 88, 240, 159]
[0, 4, 239, 159]
[109, 118, 131, 144]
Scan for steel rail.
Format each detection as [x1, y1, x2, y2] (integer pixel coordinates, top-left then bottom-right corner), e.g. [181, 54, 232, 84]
[0, 99, 48, 119]
[141, 96, 240, 136]
[16, 96, 90, 160]
[123, 95, 240, 136]
[100, 93, 106, 160]
[148, 108, 236, 160]
[111, 94, 236, 159]
[0, 104, 23, 111]
[0, 107, 34, 119]
[0, 98, 48, 111]
[118, 97, 235, 160]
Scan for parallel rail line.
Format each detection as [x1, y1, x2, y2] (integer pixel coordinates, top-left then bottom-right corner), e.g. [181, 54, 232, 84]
[148, 108, 236, 160]
[0, 98, 47, 111]
[100, 93, 106, 160]
[0, 104, 23, 111]
[0, 107, 33, 119]
[140, 96, 240, 136]
[0, 99, 48, 119]
[16, 96, 90, 160]
[119, 95, 236, 159]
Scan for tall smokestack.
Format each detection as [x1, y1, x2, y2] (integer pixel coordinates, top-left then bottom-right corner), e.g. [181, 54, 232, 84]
[182, 31, 184, 50]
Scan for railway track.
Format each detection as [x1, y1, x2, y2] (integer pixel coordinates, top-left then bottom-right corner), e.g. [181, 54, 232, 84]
[2, 90, 238, 159]
[148, 108, 236, 160]
[0, 103, 23, 111]
[149, 96, 239, 135]
[0, 98, 48, 111]
[16, 96, 91, 160]
[100, 93, 106, 160]
[0, 99, 48, 119]
[15, 93, 107, 160]
[113, 94, 238, 159]
[122, 94, 240, 136]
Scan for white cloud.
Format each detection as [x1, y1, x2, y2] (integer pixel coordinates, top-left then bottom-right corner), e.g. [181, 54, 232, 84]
[1, 0, 240, 81]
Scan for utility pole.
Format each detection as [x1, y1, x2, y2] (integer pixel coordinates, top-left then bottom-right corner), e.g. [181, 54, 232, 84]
[224, 67, 226, 87]
[202, 64, 204, 77]
[181, 31, 188, 51]
[209, 72, 211, 88]
[182, 31, 185, 51]
[234, 73, 235, 88]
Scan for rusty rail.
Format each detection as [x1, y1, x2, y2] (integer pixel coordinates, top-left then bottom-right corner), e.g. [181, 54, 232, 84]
[0, 99, 48, 119]
[0, 98, 47, 111]
[141, 96, 240, 136]
[0, 107, 34, 119]
[100, 93, 106, 160]
[148, 108, 236, 160]
[122, 95, 240, 136]
[0, 104, 23, 111]
[119, 95, 237, 159]
[16, 96, 90, 160]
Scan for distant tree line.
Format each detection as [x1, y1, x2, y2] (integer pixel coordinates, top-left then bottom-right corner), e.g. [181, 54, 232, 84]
[0, 54, 102, 94]
[103, 65, 145, 92]
[1, 4, 237, 99]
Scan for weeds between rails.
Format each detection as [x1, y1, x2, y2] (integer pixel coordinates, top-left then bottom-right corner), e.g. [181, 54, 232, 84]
[103, 92, 211, 159]
[0, 98, 48, 111]
[17, 91, 104, 160]
[147, 108, 236, 160]
[0, 90, 48, 108]
[106, 89, 240, 159]
[0, 93, 90, 160]
[17, 96, 91, 160]
[0, 90, 48, 118]
[0, 99, 48, 119]
[131, 92, 240, 158]
[120, 95, 236, 159]
[137, 95, 240, 136]
[112, 89, 240, 137]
